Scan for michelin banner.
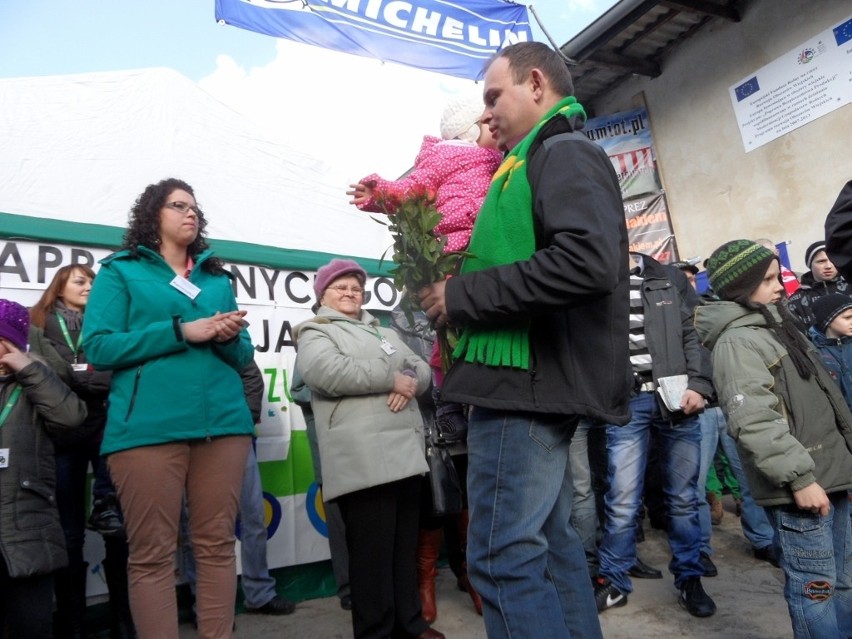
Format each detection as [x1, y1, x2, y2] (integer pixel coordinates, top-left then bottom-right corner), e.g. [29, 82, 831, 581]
[0, 239, 399, 595]
[215, 0, 532, 80]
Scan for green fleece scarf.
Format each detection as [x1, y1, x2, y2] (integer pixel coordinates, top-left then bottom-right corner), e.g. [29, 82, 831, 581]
[453, 96, 586, 369]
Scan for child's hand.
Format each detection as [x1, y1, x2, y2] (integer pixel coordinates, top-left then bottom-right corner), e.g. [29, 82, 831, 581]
[0, 339, 32, 373]
[347, 182, 373, 206]
[793, 482, 830, 516]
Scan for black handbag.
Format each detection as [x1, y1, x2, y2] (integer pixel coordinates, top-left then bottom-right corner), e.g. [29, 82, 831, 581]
[424, 422, 463, 516]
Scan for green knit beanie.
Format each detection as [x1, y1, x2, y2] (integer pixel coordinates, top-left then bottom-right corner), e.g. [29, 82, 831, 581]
[706, 239, 776, 302]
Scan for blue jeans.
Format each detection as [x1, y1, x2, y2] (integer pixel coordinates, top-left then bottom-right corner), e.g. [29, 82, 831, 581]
[698, 407, 774, 553]
[599, 392, 703, 593]
[466, 408, 602, 639]
[237, 443, 278, 608]
[697, 408, 721, 555]
[718, 426, 775, 550]
[767, 492, 852, 639]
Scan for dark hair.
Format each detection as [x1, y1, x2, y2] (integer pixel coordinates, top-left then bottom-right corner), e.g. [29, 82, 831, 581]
[30, 264, 97, 328]
[754, 302, 817, 381]
[487, 42, 574, 97]
[122, 178, 224, 273]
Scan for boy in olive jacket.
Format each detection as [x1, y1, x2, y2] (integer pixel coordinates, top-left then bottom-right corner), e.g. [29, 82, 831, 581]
[695, 240, 852, 639]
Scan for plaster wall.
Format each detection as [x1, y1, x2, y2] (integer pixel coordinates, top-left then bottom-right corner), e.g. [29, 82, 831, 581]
[588, 0, 852, 272]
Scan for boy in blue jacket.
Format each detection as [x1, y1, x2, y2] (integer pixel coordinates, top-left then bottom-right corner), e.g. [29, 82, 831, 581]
[808, 293, 852, 410]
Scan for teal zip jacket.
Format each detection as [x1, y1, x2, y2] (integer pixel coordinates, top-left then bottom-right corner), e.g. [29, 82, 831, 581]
[82, 246, 254, 455]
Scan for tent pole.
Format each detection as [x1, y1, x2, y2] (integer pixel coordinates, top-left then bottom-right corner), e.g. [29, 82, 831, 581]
[528, 5, 577, 66]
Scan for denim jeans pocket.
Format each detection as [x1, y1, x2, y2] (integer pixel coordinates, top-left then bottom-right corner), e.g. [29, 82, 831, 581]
[777, 509, 835, 572]
[528, 415, 577, 451]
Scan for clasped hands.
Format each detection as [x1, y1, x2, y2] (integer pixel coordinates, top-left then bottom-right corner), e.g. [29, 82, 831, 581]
[387, 371, 418, 413]
[182, 310, 247, 344]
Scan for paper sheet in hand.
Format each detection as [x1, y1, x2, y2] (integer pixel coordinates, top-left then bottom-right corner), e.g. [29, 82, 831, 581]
[656, 375, 689, 412]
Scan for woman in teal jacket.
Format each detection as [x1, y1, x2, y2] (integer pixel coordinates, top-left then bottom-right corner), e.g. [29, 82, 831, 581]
[83, 178, 254, 639]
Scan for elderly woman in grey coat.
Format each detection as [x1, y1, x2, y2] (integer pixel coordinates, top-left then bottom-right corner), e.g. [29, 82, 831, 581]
[295, 259, 444, 639]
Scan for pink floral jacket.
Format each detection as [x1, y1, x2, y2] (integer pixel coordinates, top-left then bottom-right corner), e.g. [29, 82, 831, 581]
[357, 136, 502, 253]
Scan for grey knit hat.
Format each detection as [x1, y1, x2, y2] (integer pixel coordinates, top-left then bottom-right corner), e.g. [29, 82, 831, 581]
[805, 241, 827, 269]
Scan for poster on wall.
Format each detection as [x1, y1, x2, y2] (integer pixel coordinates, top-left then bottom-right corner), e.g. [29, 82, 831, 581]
[623, 193, 679, 263]
[584, 107, 678, 262]
[729, 14, 852, 152]
[0, 239, 399, 594]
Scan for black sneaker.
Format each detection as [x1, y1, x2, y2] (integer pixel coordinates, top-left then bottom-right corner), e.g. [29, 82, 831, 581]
[246, 595, 295, 615]
[678, 576, 716, 617]
[699, 552, 718, 577]
[87, 497, 125, 537]
[593, 577, 627, 612]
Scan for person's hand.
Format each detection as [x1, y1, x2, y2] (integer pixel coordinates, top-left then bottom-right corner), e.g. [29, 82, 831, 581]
[182, 317, 219, 343]
[392, 371, 417, 398]
[680, 389, 705, 415]
[0, 339, 31, 373]
[387, 391, 411, 413]
[418, 281, 448, 327]
[347, 182, 373, 206]
[212, 310, 248, 343]
[793, 482, 831, 516]
[183, 311, 247, 344]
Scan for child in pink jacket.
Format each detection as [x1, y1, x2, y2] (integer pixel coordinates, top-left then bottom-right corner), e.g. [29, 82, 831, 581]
[347, 94, 502, 253]
[347, 95, 501, 622]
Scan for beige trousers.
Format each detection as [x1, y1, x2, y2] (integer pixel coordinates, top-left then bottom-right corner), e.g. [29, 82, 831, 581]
[109, 436, 251, 639]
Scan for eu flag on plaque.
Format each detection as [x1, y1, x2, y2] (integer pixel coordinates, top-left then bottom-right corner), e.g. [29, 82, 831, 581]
[215, 0, 532, 81]
[734, 76, 760, 102]
[834, 17, 852, 46]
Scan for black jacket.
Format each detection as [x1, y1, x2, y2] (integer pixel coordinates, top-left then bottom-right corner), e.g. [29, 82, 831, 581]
[787, 271, 852, 329]
[825, 179, 852, 281]
[41, 309, 111, 450]
[635, 255, 714, 409]
[0, 360, 87, 578]
[442, 117, 631, 425]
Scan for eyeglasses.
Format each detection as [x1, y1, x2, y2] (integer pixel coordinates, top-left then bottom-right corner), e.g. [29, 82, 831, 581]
[166, 201, 200, 215]
[328, 285, 364, 295]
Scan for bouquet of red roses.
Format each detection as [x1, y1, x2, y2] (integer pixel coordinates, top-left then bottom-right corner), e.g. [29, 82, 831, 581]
[372, 185, 471, 371]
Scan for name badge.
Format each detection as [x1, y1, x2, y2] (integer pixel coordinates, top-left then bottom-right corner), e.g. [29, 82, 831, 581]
[72, 363, 88, 372]
[0, 448, 9, 469]
[170, 276, 201, 300]
[380, 338, 397, 355]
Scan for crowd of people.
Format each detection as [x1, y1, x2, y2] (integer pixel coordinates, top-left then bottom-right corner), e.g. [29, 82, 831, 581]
[1, 39, 852, 639]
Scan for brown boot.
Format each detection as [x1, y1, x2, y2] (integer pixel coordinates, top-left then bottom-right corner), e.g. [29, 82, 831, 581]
[458, 510, 483, 616]
[707, 492, 723, 526]
[417, 528, 442, 624]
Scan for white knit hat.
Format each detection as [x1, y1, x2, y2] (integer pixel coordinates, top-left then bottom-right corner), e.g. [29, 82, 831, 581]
[439, 94, 483, 143]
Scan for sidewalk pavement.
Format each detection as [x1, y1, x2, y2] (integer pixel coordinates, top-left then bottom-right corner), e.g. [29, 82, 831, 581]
[181, 496, 792, 638]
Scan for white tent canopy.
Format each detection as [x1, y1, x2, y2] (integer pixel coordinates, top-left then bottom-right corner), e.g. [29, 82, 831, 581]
[0, 68, 391, 260]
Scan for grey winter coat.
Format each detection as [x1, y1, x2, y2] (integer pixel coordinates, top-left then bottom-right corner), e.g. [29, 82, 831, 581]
[294, 307, 430, 501]
[695, 301, 852, 506]
[0, 359, 87, 578]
